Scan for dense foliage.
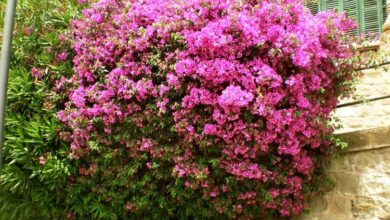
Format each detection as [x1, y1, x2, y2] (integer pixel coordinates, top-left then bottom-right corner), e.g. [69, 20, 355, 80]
[1, 0, 359, 219]
[0, 0, 81, 219]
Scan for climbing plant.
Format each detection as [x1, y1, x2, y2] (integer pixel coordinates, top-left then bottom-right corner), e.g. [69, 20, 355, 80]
[1, 0, 360, 219]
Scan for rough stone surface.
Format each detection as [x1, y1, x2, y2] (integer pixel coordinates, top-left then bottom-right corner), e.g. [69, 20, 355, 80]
[301, 61, 390, 219]
[296, 127, 390, 220]
[334, 66, 390, 134]
[296, 14, 390, 220]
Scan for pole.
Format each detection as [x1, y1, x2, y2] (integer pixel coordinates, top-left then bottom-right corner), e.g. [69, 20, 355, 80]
[0, 0, 17, 173]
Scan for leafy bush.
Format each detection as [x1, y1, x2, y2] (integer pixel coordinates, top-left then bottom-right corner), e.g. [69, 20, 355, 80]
[0, 0, 81, 219]
[1, 0, 359, 219]
[56, 0, 358, 218]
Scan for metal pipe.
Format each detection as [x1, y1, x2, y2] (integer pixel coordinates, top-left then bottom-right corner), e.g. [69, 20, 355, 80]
[0, 0, 17, 173]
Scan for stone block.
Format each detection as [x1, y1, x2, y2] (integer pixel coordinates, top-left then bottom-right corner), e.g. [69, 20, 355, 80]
[306, 195, 329, 213]
[327, 195, 353, 215]
[346, 152, 379, 172]
[330, 172, 361, 195]
[352, 196, 376, 219]
[336, 127, 390, 152]
[318, 214, 354, 220]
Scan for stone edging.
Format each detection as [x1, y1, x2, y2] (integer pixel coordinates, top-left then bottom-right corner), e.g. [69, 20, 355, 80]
[335, 126, 390, 153]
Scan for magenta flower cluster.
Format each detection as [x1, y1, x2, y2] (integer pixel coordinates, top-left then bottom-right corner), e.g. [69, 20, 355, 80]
[57, 0, 357, 218]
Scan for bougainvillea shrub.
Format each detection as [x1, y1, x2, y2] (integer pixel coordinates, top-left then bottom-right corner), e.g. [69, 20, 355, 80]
[51, 0, 361, 218]
[52, 0, 360, 218]
[0, 0, 358, 219]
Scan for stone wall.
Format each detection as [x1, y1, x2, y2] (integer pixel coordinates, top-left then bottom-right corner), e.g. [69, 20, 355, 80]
[296, 127, 390, 220]
[333, 66, 390, 134]
[296, 48, 390, 219]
